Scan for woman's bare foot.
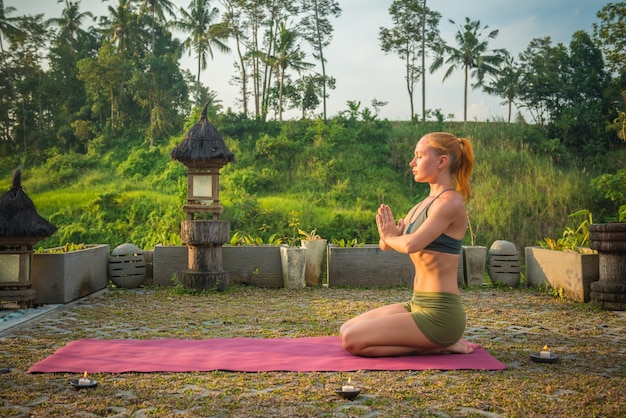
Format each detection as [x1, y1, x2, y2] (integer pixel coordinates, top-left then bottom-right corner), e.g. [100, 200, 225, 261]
[419, 339, 474, 355]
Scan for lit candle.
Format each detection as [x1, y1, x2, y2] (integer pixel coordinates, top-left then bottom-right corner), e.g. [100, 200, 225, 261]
[78, 371, 90, 385]
[540, 345, 551, 358]
[342, 377, 355, 392]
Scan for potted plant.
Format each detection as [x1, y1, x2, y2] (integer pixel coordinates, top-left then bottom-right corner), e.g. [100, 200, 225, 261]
[525, 210, 599, 302]
[31, 243, 110, 305]
[278, 212, 307, 289]
[462, 214, 487, 287]
[299, 228, 327, 286]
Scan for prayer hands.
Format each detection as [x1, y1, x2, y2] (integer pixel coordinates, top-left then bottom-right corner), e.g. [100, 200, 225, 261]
[376, 204, 405, 242]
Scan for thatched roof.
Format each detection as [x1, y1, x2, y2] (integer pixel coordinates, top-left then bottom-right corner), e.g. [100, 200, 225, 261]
[0, 167, 57, 238]
[171, 104, 235, 165]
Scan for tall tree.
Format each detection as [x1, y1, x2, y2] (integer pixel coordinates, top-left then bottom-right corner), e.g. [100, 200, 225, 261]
[47, 0, 98, 151]
[554, 31, 609, 154]
[379, 0, 441, 121]
[0, 0, 25, 146]
[220, 0, 251, 115]
[270, 21, 313, 121]
[258, 0, 300, 121]
[593, 2, 626, 142]
[134, 0, 175, 52]
[483, 55, 523, 123]
[593, 2, 626, 77]
[98, 0, 143, 129]
[3, 14, 54, 158]
[47, 0, 94, 55]
[430, 17, 506, 127]
[175, 0, 230, 105]
[0, 0, 24, 60]
[517, 37, 568, 125]
[101, 0, 140, 56]
[299, 0, 341, 121]
[220, 0, 299, 119]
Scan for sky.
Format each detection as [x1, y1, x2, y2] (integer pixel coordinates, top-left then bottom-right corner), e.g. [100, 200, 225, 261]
[4, 0, 607, 121]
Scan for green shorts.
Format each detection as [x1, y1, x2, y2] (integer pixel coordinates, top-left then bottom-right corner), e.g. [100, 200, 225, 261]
[401, 291, 466, 346]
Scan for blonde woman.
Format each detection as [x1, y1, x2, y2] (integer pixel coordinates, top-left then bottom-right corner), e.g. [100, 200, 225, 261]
[340, 132, 475, 357]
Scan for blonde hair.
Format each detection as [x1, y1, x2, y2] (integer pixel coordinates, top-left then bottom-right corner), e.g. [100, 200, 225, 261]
[423, 132, 474, 202]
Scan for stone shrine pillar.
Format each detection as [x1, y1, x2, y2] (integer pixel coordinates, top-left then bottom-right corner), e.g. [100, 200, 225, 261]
[170, 105, 235, 292]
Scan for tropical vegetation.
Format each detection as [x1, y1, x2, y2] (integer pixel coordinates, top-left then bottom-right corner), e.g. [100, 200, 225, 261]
[0, 1, 624, 257]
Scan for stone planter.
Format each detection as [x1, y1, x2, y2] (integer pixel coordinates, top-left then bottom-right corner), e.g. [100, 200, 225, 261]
[31, 244, 110, 305]
[327, 244, 414, 288]
[280, 246, 306, 289]
[589, 222, 626, 310]
[153, 245, 283, 288]
[301, 239, 327, 286]
[463, 246, 487, 287]
[224, 245, 283, 288]
[525, 246, 599, 303]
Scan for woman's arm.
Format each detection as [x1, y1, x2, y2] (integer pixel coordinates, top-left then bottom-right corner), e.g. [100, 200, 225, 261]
[377, 197, 461, 254]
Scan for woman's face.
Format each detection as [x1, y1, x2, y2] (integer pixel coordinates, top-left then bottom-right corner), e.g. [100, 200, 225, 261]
[409, 137, 439, 183]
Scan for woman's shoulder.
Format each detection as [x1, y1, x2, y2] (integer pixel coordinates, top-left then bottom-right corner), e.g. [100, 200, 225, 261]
[431, 190, 465, 216]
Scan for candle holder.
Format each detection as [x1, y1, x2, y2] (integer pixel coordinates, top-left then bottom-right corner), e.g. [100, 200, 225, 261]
[530, 352, 559, 363]
[70, 378, 98, 390]
[335, 387, 361, 400]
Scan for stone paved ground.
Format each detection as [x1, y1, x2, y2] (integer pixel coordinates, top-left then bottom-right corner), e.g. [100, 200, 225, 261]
[0, 285, 625, 417]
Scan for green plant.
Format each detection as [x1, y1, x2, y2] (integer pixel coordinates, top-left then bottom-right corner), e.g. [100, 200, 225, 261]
[619, 204, 626, 222]
[298, 228, 322, 241]
[538, 282, 566, 299]
[539, 209, 592, 252]
[34, 242, 89, 254]
[229, 232, 283, 246]
[330, 238, 364, 247]
[287, 211, 303, 246]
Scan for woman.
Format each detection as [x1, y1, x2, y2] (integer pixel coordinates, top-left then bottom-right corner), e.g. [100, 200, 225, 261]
[340, 132, 475, 357]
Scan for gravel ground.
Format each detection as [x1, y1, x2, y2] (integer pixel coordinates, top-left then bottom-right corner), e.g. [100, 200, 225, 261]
[1, 285, 625, 417]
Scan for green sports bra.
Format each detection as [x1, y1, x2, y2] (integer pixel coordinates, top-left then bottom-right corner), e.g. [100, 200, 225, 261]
[404, 189, 463, 254]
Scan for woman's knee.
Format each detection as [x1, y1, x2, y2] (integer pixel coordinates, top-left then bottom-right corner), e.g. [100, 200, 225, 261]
[340, 327, 364, 355]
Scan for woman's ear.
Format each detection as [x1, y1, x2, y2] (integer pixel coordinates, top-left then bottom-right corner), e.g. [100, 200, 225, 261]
[438, 155, 448, 167]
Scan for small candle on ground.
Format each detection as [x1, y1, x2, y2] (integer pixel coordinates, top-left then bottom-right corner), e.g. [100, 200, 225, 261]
[539, 345, 551, 358]
[78, 371, 90, 385]
[342, 377, 355, 392]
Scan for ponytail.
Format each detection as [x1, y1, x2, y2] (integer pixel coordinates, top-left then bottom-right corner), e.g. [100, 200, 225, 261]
[424, 132, 475, 202]
[456, 137, 474, 202]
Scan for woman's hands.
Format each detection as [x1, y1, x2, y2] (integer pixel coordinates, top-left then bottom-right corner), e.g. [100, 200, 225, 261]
[376, 204, 405, 243]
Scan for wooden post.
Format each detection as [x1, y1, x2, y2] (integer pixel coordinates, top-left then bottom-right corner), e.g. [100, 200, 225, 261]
[180, 220, 230, 291]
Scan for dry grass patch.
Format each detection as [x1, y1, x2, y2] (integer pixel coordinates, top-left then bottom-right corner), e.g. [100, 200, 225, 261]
[1, 285, 624, 417]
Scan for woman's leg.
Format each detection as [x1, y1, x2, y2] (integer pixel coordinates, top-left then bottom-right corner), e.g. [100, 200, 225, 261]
[340, 304, 437, 357]
[339, 303, 407, 336]
[339, 304, 473, 357]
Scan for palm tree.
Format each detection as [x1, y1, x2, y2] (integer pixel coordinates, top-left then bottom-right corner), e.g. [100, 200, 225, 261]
[101, 0, 136, 56]
[134, 0, 175, 52]
[174, 0, 230, 105]
[483, 55, 523, 123]
[430, 17, 507, 127]
[47, 0, 94, 55]
[0, 0, 25, 63]
[271, 22, 314, 121]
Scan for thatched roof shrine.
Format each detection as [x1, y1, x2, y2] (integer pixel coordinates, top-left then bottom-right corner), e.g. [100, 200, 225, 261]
[0, 167, 57, 238]
[170, 104, 234, 165]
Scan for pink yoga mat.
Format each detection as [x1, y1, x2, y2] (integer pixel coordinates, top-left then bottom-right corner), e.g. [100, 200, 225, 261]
[28, 336, 506, 373]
